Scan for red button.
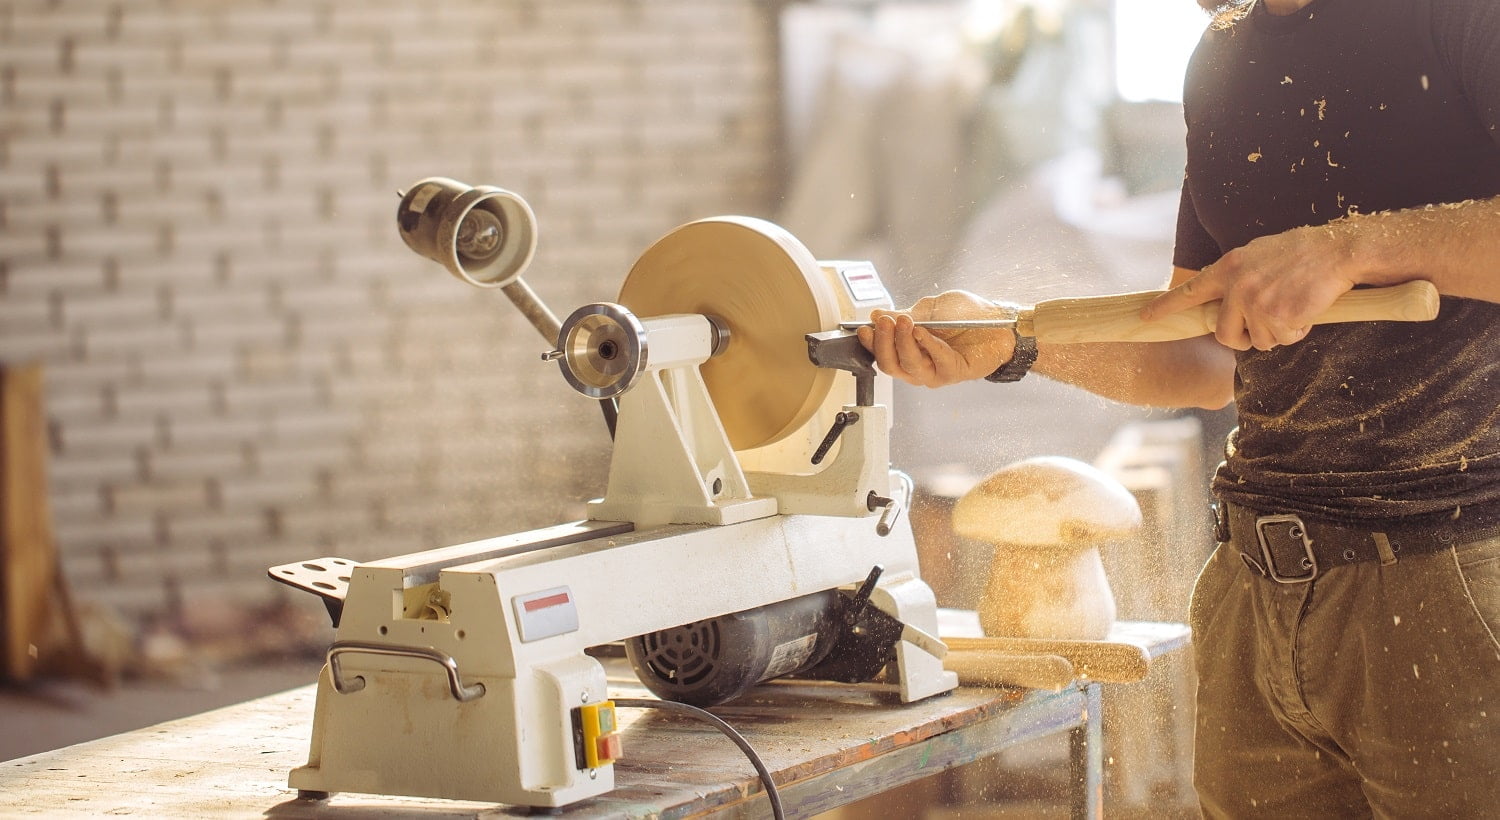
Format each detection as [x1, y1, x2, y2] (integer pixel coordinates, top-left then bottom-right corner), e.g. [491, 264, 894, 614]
[596, 733, 622, 763]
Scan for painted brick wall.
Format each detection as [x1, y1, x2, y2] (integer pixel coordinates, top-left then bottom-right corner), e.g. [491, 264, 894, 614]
[0, 0, 782, 624]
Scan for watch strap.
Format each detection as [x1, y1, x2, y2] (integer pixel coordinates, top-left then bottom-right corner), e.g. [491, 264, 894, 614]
[984, 330, 1038, 383]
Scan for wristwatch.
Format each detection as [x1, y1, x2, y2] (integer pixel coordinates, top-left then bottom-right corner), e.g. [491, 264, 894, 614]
[983, 300, 1036, 383]
[984, 329, 1038, 383]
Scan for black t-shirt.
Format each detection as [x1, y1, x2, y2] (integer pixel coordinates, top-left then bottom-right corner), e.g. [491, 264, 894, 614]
[1175, 0, 1500, 526]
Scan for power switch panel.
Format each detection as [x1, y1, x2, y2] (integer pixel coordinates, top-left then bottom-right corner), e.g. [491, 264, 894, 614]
[573, 700, 621, 770]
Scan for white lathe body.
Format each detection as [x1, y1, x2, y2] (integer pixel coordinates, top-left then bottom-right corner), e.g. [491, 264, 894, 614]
[271, 182, 957, 809]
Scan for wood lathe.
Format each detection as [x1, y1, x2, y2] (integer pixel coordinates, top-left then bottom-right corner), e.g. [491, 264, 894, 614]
[267, 178, 957, 811]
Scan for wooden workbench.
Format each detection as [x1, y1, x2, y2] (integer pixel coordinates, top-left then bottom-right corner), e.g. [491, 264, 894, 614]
[3, 624, 1190, 819]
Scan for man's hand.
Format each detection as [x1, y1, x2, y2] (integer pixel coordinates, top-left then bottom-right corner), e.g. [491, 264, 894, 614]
[1142, 224, 1358, 351]
[855, 290, 1017, 387]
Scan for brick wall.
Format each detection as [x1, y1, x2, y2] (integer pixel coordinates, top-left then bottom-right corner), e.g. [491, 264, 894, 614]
[0, 0, 783, 625]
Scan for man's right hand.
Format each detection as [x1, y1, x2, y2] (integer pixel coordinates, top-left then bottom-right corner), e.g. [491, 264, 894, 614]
[854, 290, 1019, 388]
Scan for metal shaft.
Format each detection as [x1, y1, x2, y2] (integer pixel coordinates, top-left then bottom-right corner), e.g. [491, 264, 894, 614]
[837, 319, 1019, 331]
[502, 279, 562, 343]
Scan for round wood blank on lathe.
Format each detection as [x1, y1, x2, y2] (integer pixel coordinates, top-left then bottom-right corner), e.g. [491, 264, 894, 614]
[617, 217, 839, 451]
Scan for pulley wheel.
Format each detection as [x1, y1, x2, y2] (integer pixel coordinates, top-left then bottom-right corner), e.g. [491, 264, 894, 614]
[617, 217, 838, 451]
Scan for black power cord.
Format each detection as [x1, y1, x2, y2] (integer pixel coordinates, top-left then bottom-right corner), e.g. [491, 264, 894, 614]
[611, 698, 785, 820]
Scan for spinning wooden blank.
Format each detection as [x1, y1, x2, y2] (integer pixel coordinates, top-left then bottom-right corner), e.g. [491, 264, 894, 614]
[618, 217, 839, 451]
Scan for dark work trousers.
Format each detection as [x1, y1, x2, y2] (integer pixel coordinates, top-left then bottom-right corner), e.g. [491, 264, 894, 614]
[1189, 532, 1500, 818]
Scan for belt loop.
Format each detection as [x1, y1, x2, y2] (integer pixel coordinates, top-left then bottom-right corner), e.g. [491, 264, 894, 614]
[1372, 532, 1398, 566]
[1212, 499, 1229, 543]
[1239, 550, 1268, 577]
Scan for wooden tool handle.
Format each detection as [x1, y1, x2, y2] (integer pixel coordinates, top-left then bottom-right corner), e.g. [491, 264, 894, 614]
[943, 635, 1152, 683]
[943, 649, 1076, 691]
[1023, 280, 1440, 344]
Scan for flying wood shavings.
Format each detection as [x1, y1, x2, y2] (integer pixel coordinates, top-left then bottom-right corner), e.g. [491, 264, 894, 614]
[1420, 74, 1430, 91]
[1281, 76, 1294, 85]
[1315, 98, 1328, 120]
[1248, 150, 1262, 162]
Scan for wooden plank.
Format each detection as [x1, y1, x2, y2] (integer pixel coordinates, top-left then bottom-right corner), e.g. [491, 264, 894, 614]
[943, 650, 1076, 691]
[1, 363, 54, 682]
[940, 619, 1190, 684]
[1, 663, 1089, 819]
[745, 688, 1090, 819]
[942, 637, 1147, 685]
[586, 674, 1049, 818]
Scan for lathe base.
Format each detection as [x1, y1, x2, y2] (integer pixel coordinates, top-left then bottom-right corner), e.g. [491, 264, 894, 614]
[285, 514, 956, 808]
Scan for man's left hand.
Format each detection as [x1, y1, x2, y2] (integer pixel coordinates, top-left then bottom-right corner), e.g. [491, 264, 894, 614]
[1142, 224, 1358, 351]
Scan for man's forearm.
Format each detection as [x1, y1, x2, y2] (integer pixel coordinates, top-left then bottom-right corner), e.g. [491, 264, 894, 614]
[1032, 335, 1236, 410]
[1343, 194, 1500, 303]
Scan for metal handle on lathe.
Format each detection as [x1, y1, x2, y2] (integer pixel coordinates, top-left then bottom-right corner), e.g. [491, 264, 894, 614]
[1024, 279, 1440, 344]
[326, 640, 487, 702]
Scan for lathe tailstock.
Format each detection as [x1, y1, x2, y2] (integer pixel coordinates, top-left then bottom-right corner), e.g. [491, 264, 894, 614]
[268, 178, 957, 810]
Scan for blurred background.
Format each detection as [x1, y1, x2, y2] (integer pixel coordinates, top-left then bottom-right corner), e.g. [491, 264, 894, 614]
[0, 0, 1226, 786]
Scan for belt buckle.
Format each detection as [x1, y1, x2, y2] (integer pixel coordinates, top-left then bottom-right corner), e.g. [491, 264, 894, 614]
[1255, 513, 1317, 584]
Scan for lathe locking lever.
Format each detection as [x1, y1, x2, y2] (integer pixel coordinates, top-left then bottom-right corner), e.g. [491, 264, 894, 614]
[866, 490, 902, 537]
[837, 565, 948, 663]
[845, 564, 885, 625]
[812, 411, 860, 466]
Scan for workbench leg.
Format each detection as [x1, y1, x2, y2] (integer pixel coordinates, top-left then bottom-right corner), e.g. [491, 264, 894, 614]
[1069, 683, 1103, 820]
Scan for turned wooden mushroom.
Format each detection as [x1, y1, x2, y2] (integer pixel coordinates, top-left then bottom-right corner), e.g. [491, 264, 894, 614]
[953, 456, 1141, 641]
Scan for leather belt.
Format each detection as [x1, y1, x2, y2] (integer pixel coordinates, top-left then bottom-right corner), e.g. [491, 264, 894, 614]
[1215, 500, 1499, 584]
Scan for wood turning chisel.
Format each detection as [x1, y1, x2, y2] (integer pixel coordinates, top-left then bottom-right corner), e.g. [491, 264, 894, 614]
[838, 279, 1440, 344]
